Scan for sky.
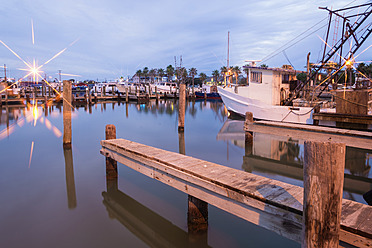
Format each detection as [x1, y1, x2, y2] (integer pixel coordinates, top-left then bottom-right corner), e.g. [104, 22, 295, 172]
[0, 0, 371, 82]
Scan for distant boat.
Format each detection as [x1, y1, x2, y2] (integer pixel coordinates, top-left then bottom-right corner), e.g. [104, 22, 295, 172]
[195, 91, 221, 99]
[195, 85, 221, 99]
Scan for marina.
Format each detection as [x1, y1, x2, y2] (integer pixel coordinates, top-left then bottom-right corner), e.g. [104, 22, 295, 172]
[1, 1, 372, 247]
[1, 90, 372, 247]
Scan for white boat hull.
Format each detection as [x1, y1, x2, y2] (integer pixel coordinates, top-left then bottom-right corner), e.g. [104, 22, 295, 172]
[218, 86, 314, 124]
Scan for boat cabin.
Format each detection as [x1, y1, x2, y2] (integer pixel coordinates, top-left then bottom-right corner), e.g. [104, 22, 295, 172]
[241, 65, 298, 105]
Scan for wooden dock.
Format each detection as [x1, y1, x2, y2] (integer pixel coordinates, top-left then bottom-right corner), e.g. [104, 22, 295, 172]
[101, 138, 372, 247]
[244, 120, 372, 150]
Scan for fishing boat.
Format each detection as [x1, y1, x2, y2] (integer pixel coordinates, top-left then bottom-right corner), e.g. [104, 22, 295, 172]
[195, 85, 221, 99]
[217, 65, 316, 124]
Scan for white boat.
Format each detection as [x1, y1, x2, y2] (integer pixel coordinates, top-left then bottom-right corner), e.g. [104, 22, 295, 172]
[151, 82, 177, 93]
[217, 65, 315, 124]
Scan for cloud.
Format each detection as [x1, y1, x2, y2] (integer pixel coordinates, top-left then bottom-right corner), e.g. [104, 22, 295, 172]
[0, 0, 370, 80]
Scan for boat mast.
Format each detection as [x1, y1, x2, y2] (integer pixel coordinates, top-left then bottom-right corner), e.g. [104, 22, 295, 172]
[225, 31, 230, 86]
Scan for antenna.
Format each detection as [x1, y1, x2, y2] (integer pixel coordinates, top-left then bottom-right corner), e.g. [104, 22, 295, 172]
[4, 64, 7, 82]
[227, 31, 230, 69]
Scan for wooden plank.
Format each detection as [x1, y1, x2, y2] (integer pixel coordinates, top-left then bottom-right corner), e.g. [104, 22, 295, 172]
[244, 122, 372, 150]
[101, 139, 372, 247]
[246, 120, 372, 138]
[313, 112, 372, 124]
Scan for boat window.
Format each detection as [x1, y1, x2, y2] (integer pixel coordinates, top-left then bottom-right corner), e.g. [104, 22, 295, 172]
[282, 74, 290, 84]
[250, 71, 262, 83]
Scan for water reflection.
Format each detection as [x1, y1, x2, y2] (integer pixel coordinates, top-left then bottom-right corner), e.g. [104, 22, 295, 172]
[63, 147, 77, 209]
[102, 170, 210, 248]
[217, 119, 372, 204]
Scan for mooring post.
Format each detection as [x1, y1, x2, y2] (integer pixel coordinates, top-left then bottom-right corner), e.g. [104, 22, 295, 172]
[125, 87, 129, 103]
[313, 105, 320, 126]
[63, 80, 72, 149]
[302, 141, 345, 248]
[178, 83, 186, 132]
[155, 86, 159, 102]
[105, 124, 118, 191]
[88, 89, 92, 105]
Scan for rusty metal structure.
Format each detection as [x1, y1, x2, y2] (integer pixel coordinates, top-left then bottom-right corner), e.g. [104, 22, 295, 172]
[285, 3, 372, 105]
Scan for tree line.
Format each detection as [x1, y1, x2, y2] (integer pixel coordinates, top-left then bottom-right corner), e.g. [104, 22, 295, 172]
[133, 63, 269, 86]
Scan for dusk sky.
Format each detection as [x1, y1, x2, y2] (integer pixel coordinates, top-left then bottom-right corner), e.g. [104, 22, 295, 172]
[1, 0, 371, 82]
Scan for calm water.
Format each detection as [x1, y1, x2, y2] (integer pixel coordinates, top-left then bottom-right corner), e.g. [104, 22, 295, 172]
[0, 99, 370, 247]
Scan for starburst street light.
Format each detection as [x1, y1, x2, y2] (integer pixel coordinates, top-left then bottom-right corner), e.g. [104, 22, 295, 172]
[0, 20, 78, 167]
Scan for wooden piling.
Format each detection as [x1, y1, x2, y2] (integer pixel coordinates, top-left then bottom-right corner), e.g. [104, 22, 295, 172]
[63, 80, 72, 149]
[5, 90, 8, 105]
[105, 124, 118, 180]
[313, 105, 320, 126]
[302, 141, 345, 248]
[178, 83, 186, 132]
[88, 90, 92, 105]
[155, 86, 159, 102]
[125, 87, 129, 103]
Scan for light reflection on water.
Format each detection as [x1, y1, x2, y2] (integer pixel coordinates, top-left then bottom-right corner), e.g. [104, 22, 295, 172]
[1, 99, 369, 247]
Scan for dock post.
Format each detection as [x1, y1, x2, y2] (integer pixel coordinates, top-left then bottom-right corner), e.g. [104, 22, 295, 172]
[204, 92, 207, 100]
[105, 125, 118, 190]
[103, 86, 106, 97]
[155, 86, 159, 102]
[302, 141, 345, 248]
[88, 89, 92, 105]
[178, 83, 186, 132]
[63, 80, 72, 149]
[313, 105, 320, 126]
[125, 87, 129, 103]
[5, 89, 8, 105]
[44, 95, 48, 107]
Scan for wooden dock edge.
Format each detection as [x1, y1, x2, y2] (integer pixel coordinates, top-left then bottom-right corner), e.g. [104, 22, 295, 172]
[244, 121, 372, 150]
[100, 139, 372, 247]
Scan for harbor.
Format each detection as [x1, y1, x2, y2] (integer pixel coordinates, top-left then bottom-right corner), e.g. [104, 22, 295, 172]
[1, 89, 371, 247]
[1, 1, 372, 247]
